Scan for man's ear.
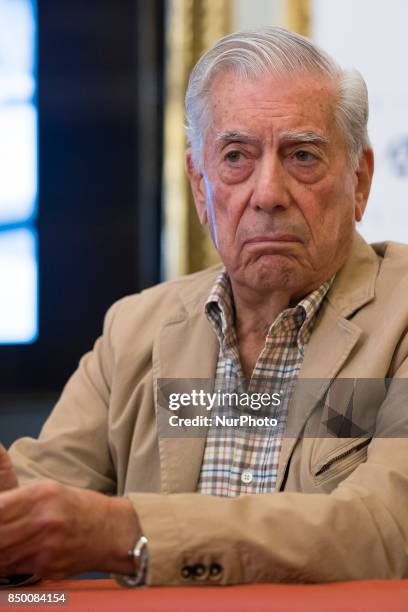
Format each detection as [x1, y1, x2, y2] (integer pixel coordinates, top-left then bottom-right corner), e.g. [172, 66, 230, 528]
[185, 150, 207, 225]
[354, 147, 374, 222]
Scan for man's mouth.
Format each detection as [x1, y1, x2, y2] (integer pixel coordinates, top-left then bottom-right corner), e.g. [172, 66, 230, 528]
[244, 234, 302, 248]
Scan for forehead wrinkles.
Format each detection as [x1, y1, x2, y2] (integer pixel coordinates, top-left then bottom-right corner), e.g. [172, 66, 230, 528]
[205, 73, 338, 143]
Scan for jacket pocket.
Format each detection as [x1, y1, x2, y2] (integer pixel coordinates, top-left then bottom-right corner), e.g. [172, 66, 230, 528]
[312, 438, 371, 486]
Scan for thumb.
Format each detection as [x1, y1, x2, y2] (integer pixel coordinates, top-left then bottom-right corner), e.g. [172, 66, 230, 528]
[0, 443, 18, 491]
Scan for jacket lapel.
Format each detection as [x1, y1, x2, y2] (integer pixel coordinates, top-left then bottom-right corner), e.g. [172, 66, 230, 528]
[153, 300, 219, 494]
[276, 233, 380, 489]
[276, 308, 363, 489]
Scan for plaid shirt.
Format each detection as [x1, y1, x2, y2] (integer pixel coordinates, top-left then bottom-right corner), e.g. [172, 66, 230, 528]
[197, 269, 332, 497]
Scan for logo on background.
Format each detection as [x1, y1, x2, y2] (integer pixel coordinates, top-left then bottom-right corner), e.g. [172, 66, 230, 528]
[388, 136, 408, 177]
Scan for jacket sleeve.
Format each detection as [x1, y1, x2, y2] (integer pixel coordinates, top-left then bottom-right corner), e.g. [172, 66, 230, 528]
[8, 301, 122, 493]
[126, 371, 408, 585]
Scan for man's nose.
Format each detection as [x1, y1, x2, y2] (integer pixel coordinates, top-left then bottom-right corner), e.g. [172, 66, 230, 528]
[250, 156, 291, 212]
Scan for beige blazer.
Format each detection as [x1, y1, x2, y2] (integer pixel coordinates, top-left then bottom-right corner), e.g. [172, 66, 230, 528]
[9, 232, 408, 584]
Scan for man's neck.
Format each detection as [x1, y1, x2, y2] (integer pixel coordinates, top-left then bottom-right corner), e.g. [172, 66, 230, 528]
[231, 281, 293, 338]
[228, 282, 294, 378]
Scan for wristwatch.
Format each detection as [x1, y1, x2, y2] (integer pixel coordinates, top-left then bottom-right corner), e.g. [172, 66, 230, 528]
[115, 535, 149, 587]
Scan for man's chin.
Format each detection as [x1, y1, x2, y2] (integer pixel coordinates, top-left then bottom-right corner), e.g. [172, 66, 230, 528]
[236, 258, 299, 292]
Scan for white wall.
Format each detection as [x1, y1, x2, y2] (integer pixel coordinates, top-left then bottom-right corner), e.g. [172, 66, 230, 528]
[312, 0, 408, 244]
[232, 0, 284, 30]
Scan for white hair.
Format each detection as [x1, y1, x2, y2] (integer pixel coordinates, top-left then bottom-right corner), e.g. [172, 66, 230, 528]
[185, 27, 370, 170]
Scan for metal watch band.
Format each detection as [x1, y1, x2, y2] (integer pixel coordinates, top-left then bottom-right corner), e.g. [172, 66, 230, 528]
[115, 535, 149, 588]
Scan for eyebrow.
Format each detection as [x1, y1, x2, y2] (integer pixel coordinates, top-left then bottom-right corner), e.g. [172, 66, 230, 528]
[214, 130, 259, 146]
[278, 130, 329, 146]
[214, 129, 329, 148]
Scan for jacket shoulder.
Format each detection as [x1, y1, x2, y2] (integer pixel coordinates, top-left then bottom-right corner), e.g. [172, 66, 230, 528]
[372, 241, 408, 289]
[102, 264, 222, 350]
[373, 240, 408, 270]
[119, 263, 222, 316]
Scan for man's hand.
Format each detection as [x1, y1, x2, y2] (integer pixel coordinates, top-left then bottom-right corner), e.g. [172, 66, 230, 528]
[0, 444, 18, 491]
[0, 474, 141, 579]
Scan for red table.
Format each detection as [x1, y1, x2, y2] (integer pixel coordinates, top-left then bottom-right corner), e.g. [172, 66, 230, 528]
[1, 579, 408, 612]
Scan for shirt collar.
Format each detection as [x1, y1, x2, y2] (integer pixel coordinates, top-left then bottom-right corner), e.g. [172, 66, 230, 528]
[205, 268, 334, 352]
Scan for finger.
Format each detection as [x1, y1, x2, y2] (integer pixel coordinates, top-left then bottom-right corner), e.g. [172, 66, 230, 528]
[0, 546, 42, 577]
[5, 552, 61, 581]
[0, 515, 40, 553]
[0, 482, 40, 523]
[0, 528, 68, 579]
[0, 443, 18, 491]
[0, 537, 45, 576]
[0, 511, 56, 576]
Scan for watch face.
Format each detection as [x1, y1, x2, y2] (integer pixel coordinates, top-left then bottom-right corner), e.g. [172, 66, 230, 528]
[0, 575, 41, 588]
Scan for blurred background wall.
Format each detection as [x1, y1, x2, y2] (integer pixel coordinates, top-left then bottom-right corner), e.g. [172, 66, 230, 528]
[1, 0, 408, 445]
[0, 0, 164, 444]
[312, 0, 408, 244]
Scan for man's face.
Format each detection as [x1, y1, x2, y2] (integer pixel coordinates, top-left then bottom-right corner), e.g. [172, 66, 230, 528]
[187, 71, 373, 299]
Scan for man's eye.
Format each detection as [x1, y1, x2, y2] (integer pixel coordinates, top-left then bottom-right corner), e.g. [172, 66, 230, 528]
[293, 150, 317, 163]
[225, 150, 242, 163]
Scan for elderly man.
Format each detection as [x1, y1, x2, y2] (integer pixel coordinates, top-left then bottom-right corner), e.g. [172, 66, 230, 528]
[1, 26, 408, 586]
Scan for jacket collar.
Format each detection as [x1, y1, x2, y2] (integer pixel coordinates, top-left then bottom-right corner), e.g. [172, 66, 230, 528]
[325, 232, 379, 318]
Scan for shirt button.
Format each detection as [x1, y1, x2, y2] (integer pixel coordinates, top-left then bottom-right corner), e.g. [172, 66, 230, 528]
[241, 470, 253, 484]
